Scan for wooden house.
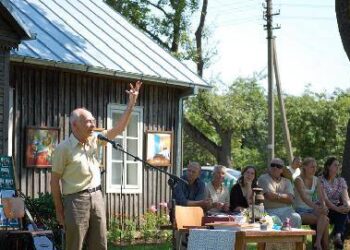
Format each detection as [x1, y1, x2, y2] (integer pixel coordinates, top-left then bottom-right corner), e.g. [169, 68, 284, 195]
[0, 0, 209, 222]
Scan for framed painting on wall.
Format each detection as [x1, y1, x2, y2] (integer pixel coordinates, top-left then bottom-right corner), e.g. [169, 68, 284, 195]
[25, 127, 60, 168]
[146, 131, 173, 167]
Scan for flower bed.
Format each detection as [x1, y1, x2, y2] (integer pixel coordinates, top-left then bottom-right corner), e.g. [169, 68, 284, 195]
[108, 203, 171, 247]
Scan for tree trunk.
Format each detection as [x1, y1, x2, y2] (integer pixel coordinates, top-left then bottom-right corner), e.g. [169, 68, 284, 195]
[341, 119, 350, 186]
[170, 0, 186, 53]
[195, 0, 208, 77]
[336, 0, 350, 61]
[183, 118, 233, 167]
[217, 130, 233, 167]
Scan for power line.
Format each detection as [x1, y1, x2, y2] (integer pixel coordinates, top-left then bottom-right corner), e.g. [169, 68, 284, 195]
[209, 1, 259, 11]
[279, 3, 332, 8]
[218, 18, 262, 27]
[212, 15, 261, 24]
[281, 16, 333, 20]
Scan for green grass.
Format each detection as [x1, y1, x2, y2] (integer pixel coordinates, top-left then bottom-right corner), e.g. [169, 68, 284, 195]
[108, 242, 171, 250]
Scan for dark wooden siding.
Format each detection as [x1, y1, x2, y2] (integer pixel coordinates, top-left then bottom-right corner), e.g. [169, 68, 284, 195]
[0, 49, 10, 155]
[10, 63, 184, 223]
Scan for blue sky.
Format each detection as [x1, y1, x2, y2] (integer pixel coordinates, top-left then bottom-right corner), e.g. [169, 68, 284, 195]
[201, 0, 350, 95]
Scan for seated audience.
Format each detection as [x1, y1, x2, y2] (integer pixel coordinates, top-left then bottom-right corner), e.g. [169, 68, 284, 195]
[320, 156, 350, 249]
[284, 156, 302, 181]
[230, 165, 257, 212]
[172, 161, 211, 209]
[258, 158, 302, 228]
[206, 165, 230, 214]
[294, 157, 329, 250]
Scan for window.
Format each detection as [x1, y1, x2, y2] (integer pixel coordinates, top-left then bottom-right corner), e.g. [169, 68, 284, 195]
[106, 104, 143, 193]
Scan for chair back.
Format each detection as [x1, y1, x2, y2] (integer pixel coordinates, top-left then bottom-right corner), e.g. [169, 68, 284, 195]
[175, 205, 204, 229]
[2, 197, 25, 219]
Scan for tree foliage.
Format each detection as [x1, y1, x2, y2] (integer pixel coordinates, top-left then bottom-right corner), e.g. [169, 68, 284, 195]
[106, 0, 214, 73]
[185, 81, 350, 173]
[184, 77, 267, 168]
[107, 0, 198, 54]
[275, 90, 350, 165]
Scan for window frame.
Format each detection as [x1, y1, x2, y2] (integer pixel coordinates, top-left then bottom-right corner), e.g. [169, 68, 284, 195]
[106, 104, 143, 193]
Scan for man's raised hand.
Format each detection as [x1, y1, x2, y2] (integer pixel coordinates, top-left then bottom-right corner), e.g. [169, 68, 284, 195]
[126, 80, 142, 106]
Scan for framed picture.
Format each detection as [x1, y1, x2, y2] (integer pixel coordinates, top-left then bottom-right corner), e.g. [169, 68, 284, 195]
[25, 127, 60, 168]
[146, 131, 173, 167]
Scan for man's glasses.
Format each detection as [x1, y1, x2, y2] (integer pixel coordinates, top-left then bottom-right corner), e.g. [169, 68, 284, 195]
[271, 164, 284, 169]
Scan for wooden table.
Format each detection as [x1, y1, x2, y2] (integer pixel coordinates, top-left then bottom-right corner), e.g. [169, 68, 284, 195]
[235, 229, 315, 250]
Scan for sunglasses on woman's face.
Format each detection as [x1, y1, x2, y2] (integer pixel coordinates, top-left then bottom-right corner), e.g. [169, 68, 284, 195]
[271, 164, 283, 169]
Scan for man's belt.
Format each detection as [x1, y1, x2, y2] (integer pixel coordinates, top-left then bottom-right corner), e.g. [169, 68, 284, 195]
[77, 185, 101, 194]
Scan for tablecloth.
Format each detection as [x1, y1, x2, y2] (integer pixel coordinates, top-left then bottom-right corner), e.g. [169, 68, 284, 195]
[187, 228, 236, 250]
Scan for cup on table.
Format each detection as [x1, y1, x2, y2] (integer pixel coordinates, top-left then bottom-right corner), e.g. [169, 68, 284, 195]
[235, 215, 245, 224]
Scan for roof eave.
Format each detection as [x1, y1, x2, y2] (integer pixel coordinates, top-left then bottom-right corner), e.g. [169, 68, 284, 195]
[0, 0, 33, 41]
[10, 55, 211, 89]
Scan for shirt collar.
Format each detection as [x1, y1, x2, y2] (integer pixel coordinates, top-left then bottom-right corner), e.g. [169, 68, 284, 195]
[69, 133, 81, 148]
[69, 133, 93, 148]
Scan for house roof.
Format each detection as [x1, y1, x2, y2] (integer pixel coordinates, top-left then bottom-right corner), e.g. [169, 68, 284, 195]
[0, 0, 32, 47]
[8, 0, 209, 88]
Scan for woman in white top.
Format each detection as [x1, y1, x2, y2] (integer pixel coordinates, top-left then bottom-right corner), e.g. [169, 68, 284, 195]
[294, 157, 329, 250]
[206, 165, 230, 214]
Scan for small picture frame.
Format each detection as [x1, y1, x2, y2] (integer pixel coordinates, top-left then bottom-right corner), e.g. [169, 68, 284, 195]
[146, 131, 173, 167]
[25, 127, 60, 168]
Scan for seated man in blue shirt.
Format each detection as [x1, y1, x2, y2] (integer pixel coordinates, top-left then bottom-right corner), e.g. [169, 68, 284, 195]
[173, 162, 211, 208]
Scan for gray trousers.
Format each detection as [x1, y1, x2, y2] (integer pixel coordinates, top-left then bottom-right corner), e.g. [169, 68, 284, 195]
[266, 206, 302, 228]
[63, 190, 107, 250]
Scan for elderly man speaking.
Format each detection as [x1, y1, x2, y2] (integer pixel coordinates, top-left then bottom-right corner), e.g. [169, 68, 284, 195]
[51, 81, 142, 250]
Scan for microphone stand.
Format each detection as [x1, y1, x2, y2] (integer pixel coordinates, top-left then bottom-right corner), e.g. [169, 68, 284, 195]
[107, 141, 187, 250]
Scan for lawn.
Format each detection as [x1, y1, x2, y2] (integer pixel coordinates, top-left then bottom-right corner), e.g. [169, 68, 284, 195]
[108, 242, 171, 250]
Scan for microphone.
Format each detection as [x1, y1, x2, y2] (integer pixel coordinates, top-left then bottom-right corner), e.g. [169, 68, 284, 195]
[97, 134, 122, 147]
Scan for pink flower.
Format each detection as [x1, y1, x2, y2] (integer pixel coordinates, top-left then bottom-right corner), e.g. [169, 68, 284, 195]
[159, 202, 168, 209]
[149, 205, 157, 213]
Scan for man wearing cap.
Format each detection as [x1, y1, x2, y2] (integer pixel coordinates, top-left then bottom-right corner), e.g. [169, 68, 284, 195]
[258, 158, 302, 228]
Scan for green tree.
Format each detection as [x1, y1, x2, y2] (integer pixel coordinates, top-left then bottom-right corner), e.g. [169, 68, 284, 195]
[106, 0, 213, 76]
[183, 77, 267, 168]
[274, 89, 350, 165]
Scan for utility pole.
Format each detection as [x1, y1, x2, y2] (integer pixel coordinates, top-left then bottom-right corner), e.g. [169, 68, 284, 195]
[264, 0, 279, 164]
[273, 40, 293, 164]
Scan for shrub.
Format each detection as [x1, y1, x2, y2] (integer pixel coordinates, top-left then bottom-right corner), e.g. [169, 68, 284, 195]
[140, 211, 158, 241]
[107, 217, 124, 244]
[24, 192, 62, 249]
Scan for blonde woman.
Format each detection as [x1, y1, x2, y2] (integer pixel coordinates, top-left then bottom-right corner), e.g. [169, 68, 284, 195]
[294, 157, 329, 250]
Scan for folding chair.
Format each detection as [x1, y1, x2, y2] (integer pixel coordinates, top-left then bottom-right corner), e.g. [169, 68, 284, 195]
[174, 205, 205, 250]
